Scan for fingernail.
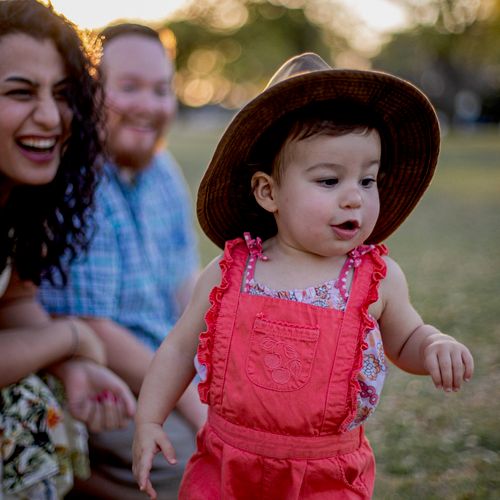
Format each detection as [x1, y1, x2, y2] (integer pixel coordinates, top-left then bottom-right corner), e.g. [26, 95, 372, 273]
[104, 391, 116, 401]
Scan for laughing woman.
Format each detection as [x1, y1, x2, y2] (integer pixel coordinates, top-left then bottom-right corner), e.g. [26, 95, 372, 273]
[0, 1, 135, 498]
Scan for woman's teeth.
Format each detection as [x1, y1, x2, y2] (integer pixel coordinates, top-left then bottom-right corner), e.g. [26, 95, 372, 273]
[18, 138, 56, 151]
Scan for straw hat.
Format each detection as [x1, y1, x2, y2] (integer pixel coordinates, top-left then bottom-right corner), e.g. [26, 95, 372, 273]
[197, 53, 440, 249]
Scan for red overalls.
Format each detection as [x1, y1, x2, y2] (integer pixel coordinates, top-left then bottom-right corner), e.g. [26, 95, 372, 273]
[180, 237, 387, 499]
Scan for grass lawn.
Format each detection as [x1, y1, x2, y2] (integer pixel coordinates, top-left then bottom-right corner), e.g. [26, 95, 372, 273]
[170, 121, 500, 499]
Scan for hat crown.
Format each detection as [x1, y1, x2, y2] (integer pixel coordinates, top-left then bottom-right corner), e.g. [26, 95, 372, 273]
[265, 52, 332, 90]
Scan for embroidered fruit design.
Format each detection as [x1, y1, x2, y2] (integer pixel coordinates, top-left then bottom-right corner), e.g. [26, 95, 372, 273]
[264, 353, 281, 369]
[261, 337, 302, 384]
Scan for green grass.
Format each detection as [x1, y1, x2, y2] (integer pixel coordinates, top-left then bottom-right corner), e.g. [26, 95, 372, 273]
[170, 121, 500, 499]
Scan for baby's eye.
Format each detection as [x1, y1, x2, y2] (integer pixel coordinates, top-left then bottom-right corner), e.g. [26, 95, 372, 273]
[361, 177, 377, 188]
[318, 178, 338, 187]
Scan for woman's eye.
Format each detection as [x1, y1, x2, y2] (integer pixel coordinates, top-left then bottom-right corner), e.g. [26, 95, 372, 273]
[54, 88, 70, 102]
[6, 88, 32, 99]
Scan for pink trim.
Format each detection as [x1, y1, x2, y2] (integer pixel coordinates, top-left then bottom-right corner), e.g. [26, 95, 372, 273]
[197, 238, 241, 403]
[340, 243, 388, 431]
[336, 245, 377, 303]
[243, 232, 268, 292]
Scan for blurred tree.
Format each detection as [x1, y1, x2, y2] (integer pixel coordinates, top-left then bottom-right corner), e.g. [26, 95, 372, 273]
[391, 0, 491, 33]
[373, 0, 500, 126]
[165, 0, 347, 108]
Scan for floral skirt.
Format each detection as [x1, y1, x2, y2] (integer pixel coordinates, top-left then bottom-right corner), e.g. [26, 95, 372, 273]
[0, 374, 90, 499]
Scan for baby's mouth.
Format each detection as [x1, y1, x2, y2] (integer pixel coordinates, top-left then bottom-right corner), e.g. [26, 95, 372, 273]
[331, 220, 361, 240]
[336, 220, 360, 230]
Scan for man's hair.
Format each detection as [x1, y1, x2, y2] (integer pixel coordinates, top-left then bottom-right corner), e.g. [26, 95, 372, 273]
[99, 23, 176, 60]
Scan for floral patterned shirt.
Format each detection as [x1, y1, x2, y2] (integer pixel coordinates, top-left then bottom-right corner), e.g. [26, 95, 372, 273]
[0, 374, 89, 498]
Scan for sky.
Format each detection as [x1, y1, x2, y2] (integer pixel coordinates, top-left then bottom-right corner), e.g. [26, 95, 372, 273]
[50, 0, 409, 38]
[50, 0, 187, 29]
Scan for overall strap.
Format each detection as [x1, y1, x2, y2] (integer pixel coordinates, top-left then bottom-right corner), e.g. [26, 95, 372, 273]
[197, 237, 249, 405]
[323, 245, 387, 432]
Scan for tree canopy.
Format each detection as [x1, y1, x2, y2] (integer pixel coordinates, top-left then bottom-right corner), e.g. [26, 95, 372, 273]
[164, 0, 500, 123]
[166, 0, 343, 108]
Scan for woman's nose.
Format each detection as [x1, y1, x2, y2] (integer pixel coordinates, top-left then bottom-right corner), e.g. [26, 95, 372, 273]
[32, 96, 61, 129]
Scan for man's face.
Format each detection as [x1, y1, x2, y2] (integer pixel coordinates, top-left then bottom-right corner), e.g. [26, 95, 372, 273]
[101, 34, 176, 169]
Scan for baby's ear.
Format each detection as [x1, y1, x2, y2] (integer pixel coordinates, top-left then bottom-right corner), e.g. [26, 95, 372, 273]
[251, 171, 278, 213]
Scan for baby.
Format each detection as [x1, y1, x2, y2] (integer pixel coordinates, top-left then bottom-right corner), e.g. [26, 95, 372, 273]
[132, 53, 473, 499]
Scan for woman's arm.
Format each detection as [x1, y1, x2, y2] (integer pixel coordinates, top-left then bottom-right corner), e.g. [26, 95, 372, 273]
[377, 257, 474, 391]
[0, 271, 105, 386]
[79, 317, 154, 396]
[0, 270, 135, 430]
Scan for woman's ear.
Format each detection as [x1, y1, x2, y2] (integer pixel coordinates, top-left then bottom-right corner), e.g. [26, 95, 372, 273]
[251, 171, 278, 213]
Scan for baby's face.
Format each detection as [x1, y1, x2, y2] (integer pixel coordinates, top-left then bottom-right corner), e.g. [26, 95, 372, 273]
[271, 129, 381, 257]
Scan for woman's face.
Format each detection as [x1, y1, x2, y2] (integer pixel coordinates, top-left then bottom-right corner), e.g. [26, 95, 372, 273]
[0, 33, 72, 202]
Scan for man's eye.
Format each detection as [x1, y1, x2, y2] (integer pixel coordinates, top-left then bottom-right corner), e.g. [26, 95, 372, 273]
[155, 85, 173, 97]
[120, 83, 139, 92]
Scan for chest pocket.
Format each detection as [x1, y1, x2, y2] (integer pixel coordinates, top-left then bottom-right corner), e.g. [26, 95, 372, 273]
[246, 315, 320, 392]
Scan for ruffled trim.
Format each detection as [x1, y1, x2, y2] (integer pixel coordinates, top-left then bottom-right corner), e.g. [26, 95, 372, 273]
[340, 243, 388, 432]
[197, 237, 242, 403]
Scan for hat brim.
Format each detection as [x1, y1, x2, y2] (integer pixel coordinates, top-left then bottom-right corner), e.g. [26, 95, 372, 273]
[197, 69, 440, 249]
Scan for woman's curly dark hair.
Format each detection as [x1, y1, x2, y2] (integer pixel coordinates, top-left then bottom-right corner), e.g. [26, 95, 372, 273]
[0, 0, 104, 286]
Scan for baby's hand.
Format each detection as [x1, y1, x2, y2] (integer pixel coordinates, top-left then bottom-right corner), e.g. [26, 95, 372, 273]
[423, 334, 474, 392]
[132, 422, 177, 500]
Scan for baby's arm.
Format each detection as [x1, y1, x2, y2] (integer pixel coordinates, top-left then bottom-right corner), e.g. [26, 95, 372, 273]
[377, 257, 474, 392]
[132, 257, 221, 499]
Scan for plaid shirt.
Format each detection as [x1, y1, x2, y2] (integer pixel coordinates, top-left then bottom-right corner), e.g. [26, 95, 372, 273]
[39, 152, 199, 350]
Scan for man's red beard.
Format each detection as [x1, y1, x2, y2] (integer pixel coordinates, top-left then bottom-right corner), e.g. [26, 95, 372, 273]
[109, 146, 157, 171]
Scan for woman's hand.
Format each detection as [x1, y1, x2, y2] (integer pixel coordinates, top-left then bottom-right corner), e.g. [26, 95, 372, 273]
[50, 359, 136, 432]
[132, 422, 177, 500]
